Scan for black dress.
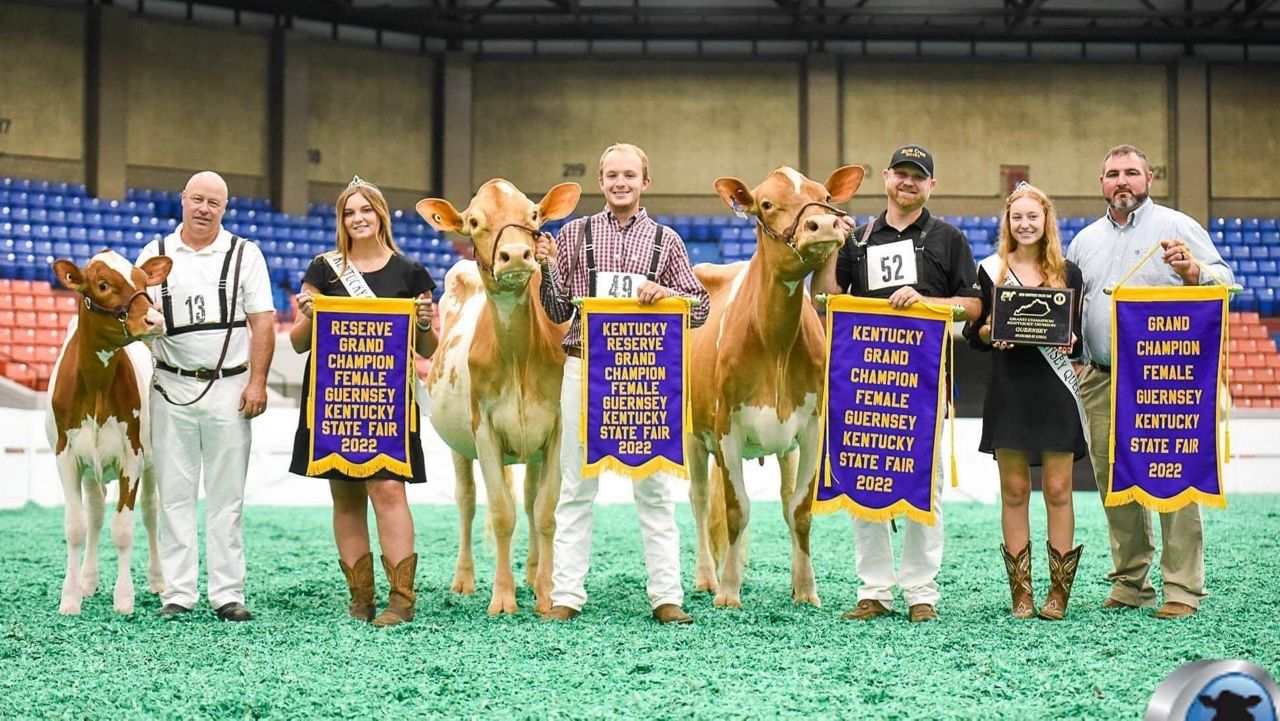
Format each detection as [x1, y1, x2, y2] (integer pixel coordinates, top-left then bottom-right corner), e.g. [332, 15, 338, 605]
[288, 253, 436, 483]
[965, 260, 1088, 464]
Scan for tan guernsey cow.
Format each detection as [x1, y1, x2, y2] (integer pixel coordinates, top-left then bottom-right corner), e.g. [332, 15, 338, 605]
[689, 165, 864, 608]
[418, 179, 581, 615]
[45, 250, 173, 614]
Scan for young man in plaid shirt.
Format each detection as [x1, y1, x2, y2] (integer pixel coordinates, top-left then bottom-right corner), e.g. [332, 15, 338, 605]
[536, 143, 710, 624]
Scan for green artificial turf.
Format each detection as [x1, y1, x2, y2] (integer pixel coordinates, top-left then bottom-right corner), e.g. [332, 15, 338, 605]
[2, 494, 1277, 720]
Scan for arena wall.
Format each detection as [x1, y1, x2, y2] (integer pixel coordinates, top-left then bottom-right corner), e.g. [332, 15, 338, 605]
[1209, 63, 1280, 204]
[0, 2, 84, 181]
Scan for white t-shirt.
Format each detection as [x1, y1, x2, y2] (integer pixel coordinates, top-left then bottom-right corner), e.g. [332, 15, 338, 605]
[136, 225, 274, 371]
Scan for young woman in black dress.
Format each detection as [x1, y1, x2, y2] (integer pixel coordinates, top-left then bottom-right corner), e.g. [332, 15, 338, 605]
[966, 184, 1086, 620]
[288, 178, 438, 626]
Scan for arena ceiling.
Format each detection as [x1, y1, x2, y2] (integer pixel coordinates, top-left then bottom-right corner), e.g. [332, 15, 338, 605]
[176, 0, 1280, 45]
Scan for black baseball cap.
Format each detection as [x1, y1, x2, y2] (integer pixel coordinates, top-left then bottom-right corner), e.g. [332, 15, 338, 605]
[888, 144, 934, 177]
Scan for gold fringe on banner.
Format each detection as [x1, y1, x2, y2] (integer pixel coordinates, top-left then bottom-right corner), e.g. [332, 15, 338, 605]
[580, 296, 692, 482]
[1106, 283, 1230, 512]
[306, 294, 418, 479]
[815, 294, 950, 524]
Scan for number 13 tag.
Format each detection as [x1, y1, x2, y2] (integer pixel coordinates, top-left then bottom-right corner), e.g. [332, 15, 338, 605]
[596, 271, 646, 299]
[865, 239, 918, 292]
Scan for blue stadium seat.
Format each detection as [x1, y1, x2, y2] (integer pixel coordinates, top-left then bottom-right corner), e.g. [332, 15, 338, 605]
[1236, 260, 1259, 275]
[1261, 218, 1277, 231]
[1243, 218, 1261, 230]
[1226, 217, 1244, 230]
[1220, 245, 1235, 260]
[1263, 231, 1280, 246]
[1257, 260, 1278, 275]
[1258, 288, 1276, 316]
[1225, 231, 1244, 246]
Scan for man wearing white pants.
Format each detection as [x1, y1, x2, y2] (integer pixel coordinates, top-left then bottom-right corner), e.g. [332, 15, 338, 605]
[814, 145, 981, 622]
[535, 143, 710, 624]
[137, 171, 275, 621]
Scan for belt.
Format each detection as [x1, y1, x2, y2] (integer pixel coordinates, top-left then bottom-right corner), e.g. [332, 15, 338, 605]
[1089, 361, 1111, 373]
[156, 361, 249, 381]
[564, 346, 582, 358]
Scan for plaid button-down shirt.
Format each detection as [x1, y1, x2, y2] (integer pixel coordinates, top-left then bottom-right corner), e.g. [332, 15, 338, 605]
[540, 207, 711, 349]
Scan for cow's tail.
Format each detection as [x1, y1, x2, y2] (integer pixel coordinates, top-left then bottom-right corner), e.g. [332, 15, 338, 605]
[707, 461, 729, 570]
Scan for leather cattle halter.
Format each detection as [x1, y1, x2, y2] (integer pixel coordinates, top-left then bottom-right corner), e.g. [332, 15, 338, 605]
[756, 200, 848, 263]
[479, 222, 543, 280]
[82, 288, 151, 340]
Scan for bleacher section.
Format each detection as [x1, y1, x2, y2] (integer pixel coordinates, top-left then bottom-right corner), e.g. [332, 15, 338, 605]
[2, 175, 1278, 399]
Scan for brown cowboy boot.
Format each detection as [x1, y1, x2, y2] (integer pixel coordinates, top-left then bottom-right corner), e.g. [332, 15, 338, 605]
[1038, 542, 1083, 621]
[372, 553, 418, 628]
[1000, 542, 1034, 619]
[339, 553, 376, 622]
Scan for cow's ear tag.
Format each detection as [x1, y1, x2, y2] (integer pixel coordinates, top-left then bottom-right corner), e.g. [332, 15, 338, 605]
[729, 198, 749, 220]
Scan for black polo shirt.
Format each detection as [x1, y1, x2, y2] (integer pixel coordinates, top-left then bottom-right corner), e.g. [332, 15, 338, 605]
[834, 208, 980, 300]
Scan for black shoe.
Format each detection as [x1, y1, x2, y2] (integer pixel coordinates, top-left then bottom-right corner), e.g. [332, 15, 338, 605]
[157, 603, 192, 617]
[214, 602, 253, 622]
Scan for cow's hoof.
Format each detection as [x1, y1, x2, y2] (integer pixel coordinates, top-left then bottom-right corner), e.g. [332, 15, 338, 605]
[148, 580, 164, 595]
[58, 598, 82, 615]
[487, 596, 518, 615]
[450, 575, 476, 595]
[713, 591, 742, 609]
[114, 601, 135, 614]
[694, 577, 719, 593]
[792, 590, 822, 607]
[80, 574, 99, 597]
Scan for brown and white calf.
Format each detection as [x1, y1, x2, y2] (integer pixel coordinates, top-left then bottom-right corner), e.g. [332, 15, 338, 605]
[417, 179, 581, 615]
[45, 251, 172, 614]
[688, 165, 864, 608]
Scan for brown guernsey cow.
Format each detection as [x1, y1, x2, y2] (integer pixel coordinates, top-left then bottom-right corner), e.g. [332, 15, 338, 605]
[689, 165, 864, 608]
[45, 250, 173, 614]
[418, 180, 581, 615]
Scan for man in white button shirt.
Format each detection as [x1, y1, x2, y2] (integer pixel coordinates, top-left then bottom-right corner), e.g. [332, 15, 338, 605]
[136, 171, 275, 621]
[1067, 144, 1233, 620]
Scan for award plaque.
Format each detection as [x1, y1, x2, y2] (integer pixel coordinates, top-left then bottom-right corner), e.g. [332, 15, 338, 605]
[991, 285, 1075, 346]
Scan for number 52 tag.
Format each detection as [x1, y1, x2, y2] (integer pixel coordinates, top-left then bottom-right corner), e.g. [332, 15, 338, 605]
[865, 239, 918, 292]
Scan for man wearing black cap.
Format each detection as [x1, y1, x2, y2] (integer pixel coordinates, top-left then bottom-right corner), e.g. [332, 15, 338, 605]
[813, 144, 981, 623]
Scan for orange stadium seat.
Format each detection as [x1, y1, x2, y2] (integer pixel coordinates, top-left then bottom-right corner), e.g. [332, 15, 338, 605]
[37, 345, 59, 363]
[1256, 368, 1278, 383]
[1240, 312, 1261, 324]
[0, 344, 10, 359]
[56, 293, 78, 310]
[1231, 368, 1255, 383]
[14, 311, 37, 327]
[3, 362, 36, 388]
[30, 281, 52, 295]
[33, 295, 59, 311]
[9, 280, 33, 295]
[12, 295, 34, 310]
[10, 345, 37, 363]
[0, 310, 17, 327]
[0, 279, 12, 293]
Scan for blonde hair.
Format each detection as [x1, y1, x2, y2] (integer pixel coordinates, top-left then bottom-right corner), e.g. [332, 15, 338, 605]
[598, 143, 649, 181]
[996, 183, 1067, 288]
[333, 179, 401, 274]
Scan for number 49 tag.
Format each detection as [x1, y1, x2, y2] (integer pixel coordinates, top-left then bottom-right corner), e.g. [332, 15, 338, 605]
[865, 239, 918, 292]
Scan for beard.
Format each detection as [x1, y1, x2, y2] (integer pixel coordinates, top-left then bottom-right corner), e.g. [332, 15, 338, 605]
[1108, 189, 1148, 212]
[888, 187, 927, 213]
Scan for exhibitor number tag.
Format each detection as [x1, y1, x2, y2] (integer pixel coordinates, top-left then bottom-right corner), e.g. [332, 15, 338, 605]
[596, 271, 646, 299]
[866, 239, 918, 292]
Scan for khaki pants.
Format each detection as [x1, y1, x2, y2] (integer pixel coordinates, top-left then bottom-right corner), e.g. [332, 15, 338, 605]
[1079, 366, 1206, 608]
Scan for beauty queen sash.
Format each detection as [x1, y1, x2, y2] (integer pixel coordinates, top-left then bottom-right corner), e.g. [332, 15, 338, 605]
[305, 252, 419, 477]
[816, 295, 952, 525]
[1108, 283, 1229, 512]
[580, 297, 691, 481]
[979, 255, 1086, 427]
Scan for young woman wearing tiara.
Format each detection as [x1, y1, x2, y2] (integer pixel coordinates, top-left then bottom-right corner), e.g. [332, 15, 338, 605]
[288, 176, 438, 626]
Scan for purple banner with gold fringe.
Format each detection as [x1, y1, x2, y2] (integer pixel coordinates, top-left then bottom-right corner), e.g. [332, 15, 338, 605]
[581, 297, 690, 481]
[1109, 285, 1228, 511]
[818, 295, 950, 525]
[307, 295, 418, 478]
